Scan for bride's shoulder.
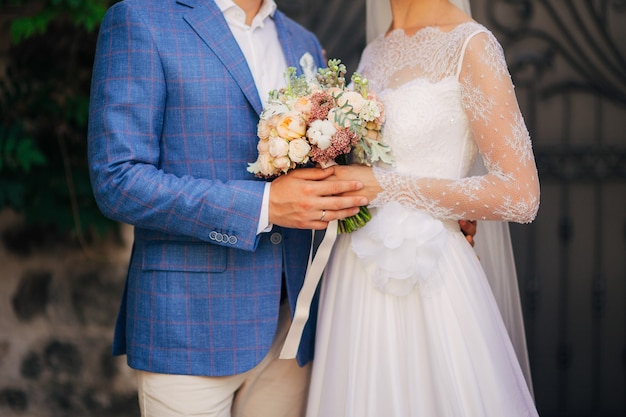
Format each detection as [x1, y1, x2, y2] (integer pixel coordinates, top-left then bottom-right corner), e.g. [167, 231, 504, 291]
[361, 34, 385, 59]
[454, 20, 489, 36]
[457, 24, 510, 73]
[455, 21, 503, 50]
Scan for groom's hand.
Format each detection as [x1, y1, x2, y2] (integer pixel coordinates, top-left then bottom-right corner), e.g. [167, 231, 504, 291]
[459, 220, 477, 247]
[269, 167, 367, 230]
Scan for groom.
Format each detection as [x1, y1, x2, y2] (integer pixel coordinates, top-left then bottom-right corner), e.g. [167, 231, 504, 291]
[87, 0, 366, 415]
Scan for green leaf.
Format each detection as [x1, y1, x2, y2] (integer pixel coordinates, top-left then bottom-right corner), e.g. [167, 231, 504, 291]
[10, 11, 56, 44]
[16, 138, 47, 171]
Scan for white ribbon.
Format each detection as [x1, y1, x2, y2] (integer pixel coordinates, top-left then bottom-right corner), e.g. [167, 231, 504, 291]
[279, 219, 338, 359]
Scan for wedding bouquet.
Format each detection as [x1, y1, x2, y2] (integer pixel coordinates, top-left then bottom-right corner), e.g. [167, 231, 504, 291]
[247, 59, 393, 233]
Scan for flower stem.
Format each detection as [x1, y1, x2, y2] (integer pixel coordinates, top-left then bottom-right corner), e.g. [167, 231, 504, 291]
[337, 206, 371, 234]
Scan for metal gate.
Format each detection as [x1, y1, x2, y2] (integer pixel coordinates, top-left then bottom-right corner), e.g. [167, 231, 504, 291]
[279, 1, 626, 416]
[477, 2, 626, 416]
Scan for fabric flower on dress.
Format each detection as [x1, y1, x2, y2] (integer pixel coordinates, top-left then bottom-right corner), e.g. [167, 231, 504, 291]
[351, 201, 449, 295]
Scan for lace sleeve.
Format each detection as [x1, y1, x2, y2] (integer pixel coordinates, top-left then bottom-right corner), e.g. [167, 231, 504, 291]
[370, 31, 540, 223]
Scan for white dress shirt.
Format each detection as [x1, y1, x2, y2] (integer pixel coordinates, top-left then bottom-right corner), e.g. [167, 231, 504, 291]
[215, 0, 288, 233]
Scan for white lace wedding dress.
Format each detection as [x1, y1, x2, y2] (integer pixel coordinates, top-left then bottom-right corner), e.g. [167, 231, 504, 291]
[306, 22, 540, 417]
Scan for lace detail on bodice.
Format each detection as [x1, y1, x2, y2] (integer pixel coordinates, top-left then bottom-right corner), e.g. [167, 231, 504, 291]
[358, 22, 539, 223]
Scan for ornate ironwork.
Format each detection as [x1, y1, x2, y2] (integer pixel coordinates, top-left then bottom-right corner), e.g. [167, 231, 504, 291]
[486, 0, 626, 106]
[535, 146, 626, 181]
[485, 2, 626, 416]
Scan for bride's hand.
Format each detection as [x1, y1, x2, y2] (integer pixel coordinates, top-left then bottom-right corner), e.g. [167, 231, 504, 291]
[327, 165, 383, 201]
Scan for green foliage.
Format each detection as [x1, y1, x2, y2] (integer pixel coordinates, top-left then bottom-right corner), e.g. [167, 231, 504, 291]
[0, 0, 118, 238]
[7, 0, 109, 44]
[0, 126, 46, 173]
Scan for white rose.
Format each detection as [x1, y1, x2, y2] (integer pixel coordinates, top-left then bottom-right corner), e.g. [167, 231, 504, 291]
[247, 153, 274, 176]
[257, 138, 270, 153]
[262, 101, 289, 119]
[268, 136, 289, 158]
[273, 155, 292, 172]
[288, 138, 312, 163]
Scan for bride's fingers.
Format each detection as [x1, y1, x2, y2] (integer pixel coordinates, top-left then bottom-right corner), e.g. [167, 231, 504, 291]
[286, 166, 334, 180]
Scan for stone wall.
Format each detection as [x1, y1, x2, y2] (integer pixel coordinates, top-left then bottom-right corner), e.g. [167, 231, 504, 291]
[0, 209, 139, 417]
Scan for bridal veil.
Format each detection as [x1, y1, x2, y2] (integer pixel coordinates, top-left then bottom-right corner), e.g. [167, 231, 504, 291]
[363, 0, 534, 394]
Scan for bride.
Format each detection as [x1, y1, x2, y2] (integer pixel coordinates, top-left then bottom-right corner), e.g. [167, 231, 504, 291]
[367, 0, 536, 395]
[305, 0, 540, 415]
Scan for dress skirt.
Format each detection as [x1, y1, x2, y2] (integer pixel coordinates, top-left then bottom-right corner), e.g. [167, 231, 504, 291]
[305, 204, 538, 417]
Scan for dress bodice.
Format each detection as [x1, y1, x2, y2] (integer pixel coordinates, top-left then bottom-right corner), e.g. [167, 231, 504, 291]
[378, 77, 477, 180]
[356, 22, 540, 223]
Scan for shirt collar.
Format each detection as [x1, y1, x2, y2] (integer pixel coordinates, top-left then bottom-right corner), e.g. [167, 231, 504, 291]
[214, 0, 277, 29]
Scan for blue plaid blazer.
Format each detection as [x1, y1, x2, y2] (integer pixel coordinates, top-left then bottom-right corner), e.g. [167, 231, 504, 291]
[87, 0, 326, 376]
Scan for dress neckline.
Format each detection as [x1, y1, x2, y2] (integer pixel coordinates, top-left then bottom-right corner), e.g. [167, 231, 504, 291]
[384, 20, 477, 40]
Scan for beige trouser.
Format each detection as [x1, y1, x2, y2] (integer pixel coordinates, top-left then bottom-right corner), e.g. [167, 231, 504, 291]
[136, 301, 311, 417]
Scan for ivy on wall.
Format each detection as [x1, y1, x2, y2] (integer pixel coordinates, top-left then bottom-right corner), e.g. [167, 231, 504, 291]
[0, 0, 118, 240]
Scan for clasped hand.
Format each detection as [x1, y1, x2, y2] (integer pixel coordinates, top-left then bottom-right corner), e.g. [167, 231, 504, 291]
[269, 165, 477, 246]
[268, 166, 367, 230]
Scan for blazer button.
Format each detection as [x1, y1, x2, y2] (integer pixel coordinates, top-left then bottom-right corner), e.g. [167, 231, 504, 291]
[228, 235, 237, 245]
[270, 232, 282, 245]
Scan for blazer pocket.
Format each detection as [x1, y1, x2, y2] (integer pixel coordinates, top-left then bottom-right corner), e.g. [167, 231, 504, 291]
[142, 241, 227, 273]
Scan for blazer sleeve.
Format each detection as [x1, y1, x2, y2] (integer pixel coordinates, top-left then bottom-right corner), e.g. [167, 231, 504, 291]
[87, 3, 265, 251]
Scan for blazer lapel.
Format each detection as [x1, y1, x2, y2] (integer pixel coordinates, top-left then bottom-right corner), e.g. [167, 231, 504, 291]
[273, 11, 301, 71]
[178, 0, 263, 114]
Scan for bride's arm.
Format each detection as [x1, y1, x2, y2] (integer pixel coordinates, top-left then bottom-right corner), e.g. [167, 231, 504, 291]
[337, 31, 540, 224]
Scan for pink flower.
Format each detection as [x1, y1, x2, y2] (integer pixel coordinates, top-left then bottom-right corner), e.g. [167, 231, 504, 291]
[309, 91, 334, 122]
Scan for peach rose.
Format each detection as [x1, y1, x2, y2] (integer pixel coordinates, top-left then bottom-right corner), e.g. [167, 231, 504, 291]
[276, 111, 306, 139]
[257, 119, 272, 140]
[337, 91, 365, 114]
[293, 97, 313, 116]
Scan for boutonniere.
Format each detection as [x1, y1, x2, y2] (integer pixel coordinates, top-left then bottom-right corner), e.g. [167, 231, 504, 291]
[299, 52, 317, 82]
